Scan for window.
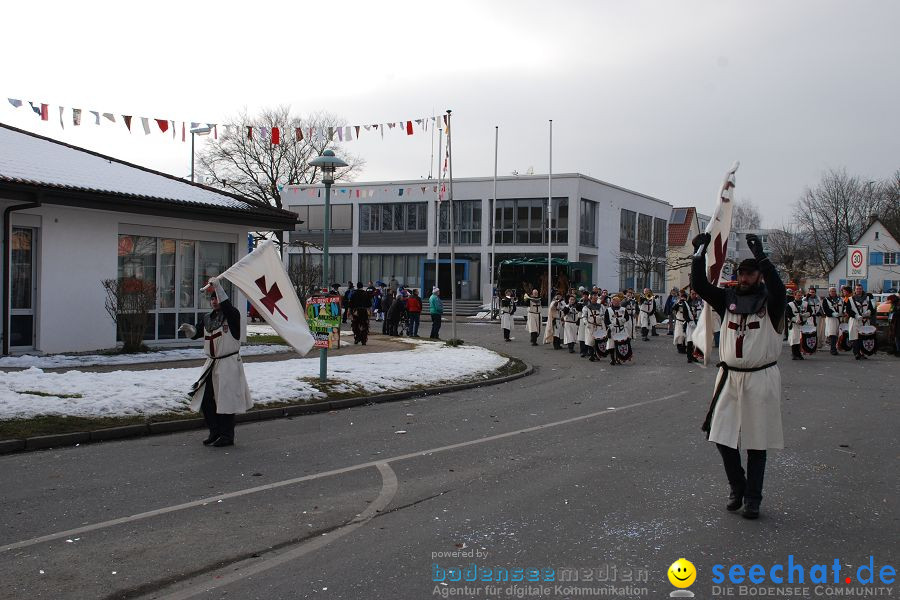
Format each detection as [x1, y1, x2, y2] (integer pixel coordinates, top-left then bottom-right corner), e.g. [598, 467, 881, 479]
[439, 200, 482, 244]
[290, 253, 351, 286]
[117, 235, 234, 343]
[637, 214, 653, 254]
[653, 217, 667, 257]
[619, 257, 635, 291]
[579, 199, 597, 246]
[292, 204, 352, 232]
[620, 209, 636, 241]
[492, 198, 566, 245]
[884, 252, 898, 266]
[358, 203, 426, 233]
[670, 208, 688, 225]
[359, 254, 425, 289]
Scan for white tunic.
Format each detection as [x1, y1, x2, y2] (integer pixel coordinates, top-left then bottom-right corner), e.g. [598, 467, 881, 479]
[576, 304, 587, 342]
[189, 317, 253, 414]
[708, 307, 784, 450]
[500, 300, 515, 330]
[543, 300, 560, 343]
[525, 296, 542, 334]
[845, 296, 872, 341]
[582, 305, 606, 344]
[822, 296, 843, 337]
[562, 305, 579, 345]
[638, 297, 657, 329]
[786, 300, 805, 346]
[605, 306, 629, 351]
[673, 300, 693, 346]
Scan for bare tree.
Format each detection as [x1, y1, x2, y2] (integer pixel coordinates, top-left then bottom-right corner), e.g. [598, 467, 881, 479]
[732, 198, 761, 230]
[286, 243, 324, 305]
[767, 224, 814, 283]
[196, 106, 365, 246]
[792, 168, 881, 274]
[102, 278, 156, 353]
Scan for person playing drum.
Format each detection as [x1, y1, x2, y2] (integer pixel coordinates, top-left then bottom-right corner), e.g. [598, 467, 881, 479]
[845, 285, 876, 360]
[786, 289, 808, 360]
[605, 294, 632, 365]
[821, 287, 843, 355]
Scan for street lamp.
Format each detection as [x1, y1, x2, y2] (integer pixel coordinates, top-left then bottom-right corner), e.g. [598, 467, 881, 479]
[309, 149, 348, 382]
[190, 125, 213, 182]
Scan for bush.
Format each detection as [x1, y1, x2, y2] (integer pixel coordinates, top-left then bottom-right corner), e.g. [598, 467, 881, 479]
[102, 278, 156, 353]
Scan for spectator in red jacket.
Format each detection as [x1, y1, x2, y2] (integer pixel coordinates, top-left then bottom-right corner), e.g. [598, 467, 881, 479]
[406, 289, 423, 337]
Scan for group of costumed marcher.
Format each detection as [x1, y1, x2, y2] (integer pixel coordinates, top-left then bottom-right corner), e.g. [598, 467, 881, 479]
[501, 287, 646, 366]
[785, 284, 879, 360]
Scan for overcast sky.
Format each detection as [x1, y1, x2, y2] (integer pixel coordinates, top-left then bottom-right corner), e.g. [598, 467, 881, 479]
[3, 0, 898, 226]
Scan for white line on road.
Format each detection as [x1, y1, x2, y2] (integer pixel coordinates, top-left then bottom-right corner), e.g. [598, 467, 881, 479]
[149, 462, 399, 600]
[0, 391, 687, 554]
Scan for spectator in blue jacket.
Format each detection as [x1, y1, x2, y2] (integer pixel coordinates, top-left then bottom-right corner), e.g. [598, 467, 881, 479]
[429, 287, 444, 339]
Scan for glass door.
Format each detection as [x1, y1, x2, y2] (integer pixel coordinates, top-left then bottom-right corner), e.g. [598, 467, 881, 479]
[10, 227, 36, 349]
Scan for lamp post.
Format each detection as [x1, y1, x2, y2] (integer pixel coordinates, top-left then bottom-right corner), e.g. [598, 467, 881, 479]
[309, 149, 348, 382]
[190, 125, 212, 182]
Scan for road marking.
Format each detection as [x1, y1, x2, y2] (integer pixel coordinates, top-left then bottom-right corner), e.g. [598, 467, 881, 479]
[149, 462, 398, 600]
[0, 391, 686, 553]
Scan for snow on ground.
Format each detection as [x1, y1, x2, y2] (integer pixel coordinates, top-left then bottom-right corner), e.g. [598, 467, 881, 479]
[0, 341, 509, 420]
[0, 344, 293, 369]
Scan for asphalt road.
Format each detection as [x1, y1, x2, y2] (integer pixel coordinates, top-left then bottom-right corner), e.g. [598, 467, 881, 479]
[1, 322, 896, 600]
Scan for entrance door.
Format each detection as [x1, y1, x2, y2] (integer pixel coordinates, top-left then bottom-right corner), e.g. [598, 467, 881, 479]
[10, 227, 36, 349]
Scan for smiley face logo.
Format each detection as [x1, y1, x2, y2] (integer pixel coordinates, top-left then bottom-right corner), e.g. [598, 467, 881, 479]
[668, 558, 696, 588]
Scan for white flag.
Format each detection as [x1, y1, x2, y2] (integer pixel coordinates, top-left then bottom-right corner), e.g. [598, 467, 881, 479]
[219, 240, 315, 356]
[691, 162, 739, 365]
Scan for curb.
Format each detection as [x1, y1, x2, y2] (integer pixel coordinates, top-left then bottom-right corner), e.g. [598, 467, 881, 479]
[1, 358, 533, 455]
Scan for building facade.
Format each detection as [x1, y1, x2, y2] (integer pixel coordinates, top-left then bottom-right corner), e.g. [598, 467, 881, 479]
[827, 219, 900, 292]
[1, 124, 297, 354]
[282, 174, 671, 304]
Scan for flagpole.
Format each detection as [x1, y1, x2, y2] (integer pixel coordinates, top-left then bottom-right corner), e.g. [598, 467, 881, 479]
[491, 125, 498, 317]
[435, 125, 442, 296]
[447, 109, 457, 341]
[548, 119, 553, 306]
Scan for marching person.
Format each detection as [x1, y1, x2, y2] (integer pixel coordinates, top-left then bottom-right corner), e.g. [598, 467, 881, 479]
[664, 287, 679, 335]
[583, 292, 607, 361]
[500, 289, 517, 342]
[605, 294, 631, 365]
[673, 291, 692, 355]
[845, 285, 875, 360]
[349, 282, 371, 345]
[821, 287, 843, 355]
[803, 286, 823, 348]
[524, 289, 542, 346]
[692, 232, 786, 520]
[562, 294, 579, 353]
[638, 288, 658, 341]
[623, 289, 638, 340]
[180, 277, 252, 448]
[544, 294, 563, 349]
[686, 290, 702, 363]
[786, 289, 807, 360]
[576, 289, 589, 356]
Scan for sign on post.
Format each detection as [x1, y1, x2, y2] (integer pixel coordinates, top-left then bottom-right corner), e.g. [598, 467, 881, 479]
[846, 245, 868, 279]
[305, 295, 342, 349]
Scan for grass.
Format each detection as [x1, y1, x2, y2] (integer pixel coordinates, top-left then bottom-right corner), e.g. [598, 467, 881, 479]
[0, 357, 529, 441]
[245, 334, 288, 345]
[16, 390, 83, 399]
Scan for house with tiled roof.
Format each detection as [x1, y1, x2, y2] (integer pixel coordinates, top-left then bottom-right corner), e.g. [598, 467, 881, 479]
[665, 207, 701, 291]
[1, 123, 298, 354]
[827, 217, 900, 293]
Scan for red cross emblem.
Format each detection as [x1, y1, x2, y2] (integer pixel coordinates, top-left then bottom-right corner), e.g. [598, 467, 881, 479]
[727, 317, 760, 358]
[255, 276, 288, 320]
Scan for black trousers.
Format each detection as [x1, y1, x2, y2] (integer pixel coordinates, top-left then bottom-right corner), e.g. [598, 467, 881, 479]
[430, 313, 442, 338]
[716, 444, 767, 503]
[200, 383, 235, 442]
[828, 334, 838, 353]
[503, 328, 510, 340]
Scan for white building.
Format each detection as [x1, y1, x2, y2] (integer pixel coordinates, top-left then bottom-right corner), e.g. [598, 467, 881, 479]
[827, 218, 900, 293]
[1, 123, 297, 355]
[281, 174, 671, 304]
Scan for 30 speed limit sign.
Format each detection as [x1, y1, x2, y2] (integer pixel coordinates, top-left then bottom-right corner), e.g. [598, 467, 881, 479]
[847, 245, 868, 278]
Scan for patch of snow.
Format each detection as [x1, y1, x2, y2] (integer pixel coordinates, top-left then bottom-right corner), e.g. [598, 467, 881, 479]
[0, 344, 292, 369]
[0, 340, 508, 420]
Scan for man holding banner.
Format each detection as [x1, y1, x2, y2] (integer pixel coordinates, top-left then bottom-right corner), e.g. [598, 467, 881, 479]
[180, 240, 315, 447]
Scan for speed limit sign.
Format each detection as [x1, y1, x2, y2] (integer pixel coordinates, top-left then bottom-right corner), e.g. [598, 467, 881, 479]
[847, 245, 868, 278]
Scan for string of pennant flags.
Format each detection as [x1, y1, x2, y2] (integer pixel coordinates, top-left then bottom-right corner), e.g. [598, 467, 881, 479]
[6, 97, 449, 144]
[289, 182, 449, 199]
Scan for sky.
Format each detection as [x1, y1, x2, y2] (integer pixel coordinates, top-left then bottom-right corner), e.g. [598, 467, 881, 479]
[2, 0, 898, 227]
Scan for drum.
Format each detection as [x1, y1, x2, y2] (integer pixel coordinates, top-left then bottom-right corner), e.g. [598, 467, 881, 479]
[800, 324, 818, 355]
[612, 331, 632, 361]
[837, 324, 851, 352]
[859, 325, 877, 356]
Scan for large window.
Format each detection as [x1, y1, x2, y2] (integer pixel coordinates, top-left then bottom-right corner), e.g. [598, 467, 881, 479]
[359, 203, 426, 233]
[492, 198, 567, 245]
[289, 253, 352, 286]
[637, 213, 653, 254]
[620, 209, 637, 242]
[359, 254, 425, 289]
[439, 200, 482, 244]
[117, 235, 234, 342]
[580, 199, 597, 246]
[653, 217, 667, 256]
[292, 204, 352, 232]
[619, 257, 635, 291]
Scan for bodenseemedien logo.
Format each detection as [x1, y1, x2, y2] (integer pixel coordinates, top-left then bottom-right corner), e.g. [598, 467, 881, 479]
[668, 558, 697, 598]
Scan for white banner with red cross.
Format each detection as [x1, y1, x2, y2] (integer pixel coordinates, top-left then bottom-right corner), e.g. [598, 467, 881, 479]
[220, 240, 315, 355]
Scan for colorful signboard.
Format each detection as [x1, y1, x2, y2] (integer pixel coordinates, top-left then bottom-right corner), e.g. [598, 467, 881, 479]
[305, 295, 342, 349]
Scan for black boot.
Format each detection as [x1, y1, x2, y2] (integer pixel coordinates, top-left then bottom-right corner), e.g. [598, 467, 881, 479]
[651, 327, 659, 336]
[530, 332, 538, 346]
[676, 342, 686, 354]
[641, 327, 649, 341]
[828, 335, 838, 355]
[567, 342, 575, 353]
[503, 328, 510, 341]
[743, 449, 766, 519]
[553, 336, 561, 350]
[686, 342, 696, 363]
[717, 444, 747, 513]
[579, 341, 586, 357]
[791, 344, 804, 360]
